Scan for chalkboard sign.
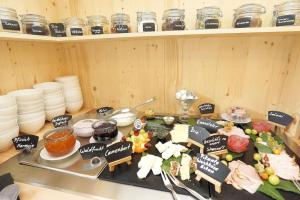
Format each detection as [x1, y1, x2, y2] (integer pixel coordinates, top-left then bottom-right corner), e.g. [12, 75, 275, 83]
[196, 153, 230, 183]
[1, 19, 20, 31]
[115, 25, 129, 33]
[188, 125, 210, 144]
[91, 26, 104, 35]
[97, 107, 113, 116]
[205, 19, 219, 29]
[104, 141, 133, 163]
[235, 18, 251, 28]
[203, 135, 228, 154]
[49, 23, 66, 37]
[143, 23, 155, 32]
[268, 111, 293, 127]
[197, 119, 222, 133]
[79, 143, 106, 160]
[276, 15, 295, 26]
[12, 135, 39, 150]
[52, 115, 72, 128]
[70, 28, 83, 36]
[198, 103, 215, 115]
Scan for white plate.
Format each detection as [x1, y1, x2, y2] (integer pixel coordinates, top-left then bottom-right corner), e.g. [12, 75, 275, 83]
[40, 140, 81, 161]
[221, 113, 251, 124]
[89, 131, 123, 146]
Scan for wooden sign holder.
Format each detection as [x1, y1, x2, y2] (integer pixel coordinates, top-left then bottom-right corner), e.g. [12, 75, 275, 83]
[187, 138, 204, 153]
[195, 154, 222, 193]
[108, 156, 132, 172]
[208, 149, 228, 157]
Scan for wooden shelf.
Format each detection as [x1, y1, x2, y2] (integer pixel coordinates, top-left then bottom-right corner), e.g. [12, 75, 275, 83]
[0, 107, 92, 165]
[1, 26, 300, 43]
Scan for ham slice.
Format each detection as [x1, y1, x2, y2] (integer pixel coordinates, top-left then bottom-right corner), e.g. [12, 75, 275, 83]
[226, 160, 262, 194]
[218, 126, 250, 139]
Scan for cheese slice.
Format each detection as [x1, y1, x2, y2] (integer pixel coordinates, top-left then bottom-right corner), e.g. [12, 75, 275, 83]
[137, 166, 152, 179]
[171, 124, 189, 143]
[138, 154, 156, 168]
[181, 154, 192, 166]
[152, 157, 163, 175]
[180, 165, 190, 181]
[162, 145, 177, 160]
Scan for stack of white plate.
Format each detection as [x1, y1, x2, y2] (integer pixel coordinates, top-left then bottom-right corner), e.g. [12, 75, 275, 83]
[55, 76, 83, 113]
[33, 82, 66, 121]
[8, 89, 45, 134]
[0, 95, 19, 152]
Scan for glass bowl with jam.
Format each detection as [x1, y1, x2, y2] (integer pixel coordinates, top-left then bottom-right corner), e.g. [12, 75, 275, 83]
[43, 127, 76, 157]
[92, 119, 118, 143]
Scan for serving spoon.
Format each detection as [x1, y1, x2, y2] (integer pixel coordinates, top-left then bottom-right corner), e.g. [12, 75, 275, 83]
[0, 184, 20, 200]
[122, 97, 156, 113]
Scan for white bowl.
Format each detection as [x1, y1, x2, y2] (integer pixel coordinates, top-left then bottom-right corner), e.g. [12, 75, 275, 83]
[0, 118, 18, 132]
[45, 96, 65, 106]
[64, 88, 82, 96]
[0, 105, 17, 116]
[18, 105, 44, 115]
[33, 82, 62, 94]
[65, 96, 83, 104]
[0, 115, 16, 122]
[19, 116, 45, 134]
[45, 103, 65, 111]
[44, 91, 64, 99]
[61, 82, 80, 89]
[18, 111, 45, 122]
[0, 95, 16, 108]
[0, 126, 19, 152]
[46, 106, 66, 121]
[66, 100, 83, 113]
[55, 75, 79, 83]
[8, 89, 42, 102]
[17, 98, 44, 106]
[111, 112, 137, 127]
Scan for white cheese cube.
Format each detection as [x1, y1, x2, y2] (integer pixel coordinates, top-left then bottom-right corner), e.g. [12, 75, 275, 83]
[181, 154, 192, 166]
[137, 166, 152, 179]
[176, 144, 188, 153]
[138, 155, 156, 168]
[152, 157, 163, 175]
[180, 165, 190, 181]
[173, 150, 181, 158]
[162, 145, 176, 160]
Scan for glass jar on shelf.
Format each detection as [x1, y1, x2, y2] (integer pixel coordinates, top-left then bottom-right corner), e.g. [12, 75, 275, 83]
[111, 13, 130, 33]
[162, 9, 185, 31]
[233, 4, 266, 28]
[196, 7, 222, 29]
[21, 14, 49, 35]
[87, 15, 109, 34]
[273, 0, 300, 26]
[0, 6, 21, 33]
[137, 11, 157, 32]
[64, 17, 87, 36]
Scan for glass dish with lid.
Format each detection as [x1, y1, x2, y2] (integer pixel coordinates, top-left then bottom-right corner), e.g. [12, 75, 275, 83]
[233, 4, 266, 28]
[111, 13, 130, 33]
[137, 11, 157, 32]
[162, 8, 185, 31]
[196, 7, 222, 29]
[0, 6, 21, 33]
[21, 14, 49, 35]
[87, 15, 109, 34]
[273, 0, 300, 26]
[64, 17, 87, 36]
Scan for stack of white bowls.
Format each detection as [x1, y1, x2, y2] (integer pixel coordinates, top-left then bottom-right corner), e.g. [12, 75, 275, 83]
[33, 82, 66, 121]
[8, 89, 45, 134]
[0, 95, 19, 152]
[55, 76, 83, 113]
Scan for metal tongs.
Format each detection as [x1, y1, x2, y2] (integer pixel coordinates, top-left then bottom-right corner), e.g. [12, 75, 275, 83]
[292, 177, 300, 192]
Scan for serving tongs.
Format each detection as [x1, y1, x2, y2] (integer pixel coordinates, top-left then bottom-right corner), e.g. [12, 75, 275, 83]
[292, 177, 300, 192]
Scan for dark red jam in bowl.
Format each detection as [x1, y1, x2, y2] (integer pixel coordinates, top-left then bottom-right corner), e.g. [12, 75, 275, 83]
[92, 119, 118, 142]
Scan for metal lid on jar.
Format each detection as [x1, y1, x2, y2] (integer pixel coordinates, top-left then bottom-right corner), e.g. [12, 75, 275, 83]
[21, 14, 47, 24]
[0, 6, 18, 18]
[163, 8, 185, 19]
[137, 11, 156, 21]
[64, 17, 85, 26]
[87, 15, 108, 25]
[111, 13, 130, 23]
[197, 7, 222, 18]
[275, 0, 300, 12]
[234, 3, 266, 15]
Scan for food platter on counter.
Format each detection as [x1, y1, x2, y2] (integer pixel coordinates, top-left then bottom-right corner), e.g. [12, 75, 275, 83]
[221, 113, 252, 124]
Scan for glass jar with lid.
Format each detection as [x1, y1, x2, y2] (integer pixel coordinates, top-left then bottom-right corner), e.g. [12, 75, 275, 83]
[65, 17, 87, 36]
[21, 14, 49, 35]
[162, 9, 185, 31]
[137, 11, 157, 32]
[0, 7, 21, 33]
[87, 15, 109, 34]
[233, 4, 266, 28]
[111, 13, 130, 33]
[273, 0, 300, 26]
[196, 7, 222, 29]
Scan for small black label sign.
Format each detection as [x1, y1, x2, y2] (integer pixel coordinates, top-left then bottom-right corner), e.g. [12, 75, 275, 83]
[49, 23, 66, 37]
[104, 141, 132, 163]
[203, 135, 228, 154]
[188, 125, 210, 144]
[276, 15, 295, 26]
[97, 107, 113, 116]
[79, 143, 107, 160]
[196, 153, 230, 183]
[70, 28, 83, 36]
[268, 111, 293, 127]
[52, 115, 72, 128]
[91, 26, 104, 34]
[1, 19, 20, 31]
[115, 25, 129, 33]
[173, 21, 185, 30]
[198, 103, 215, 114]
[12, 135, 39, 150]
[205, 19, 219, 29]
[197, 119, 222, 133]
[235, 18, 251, 28]
[143, 23, 155, 32]
[31, 26, 46, 35]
